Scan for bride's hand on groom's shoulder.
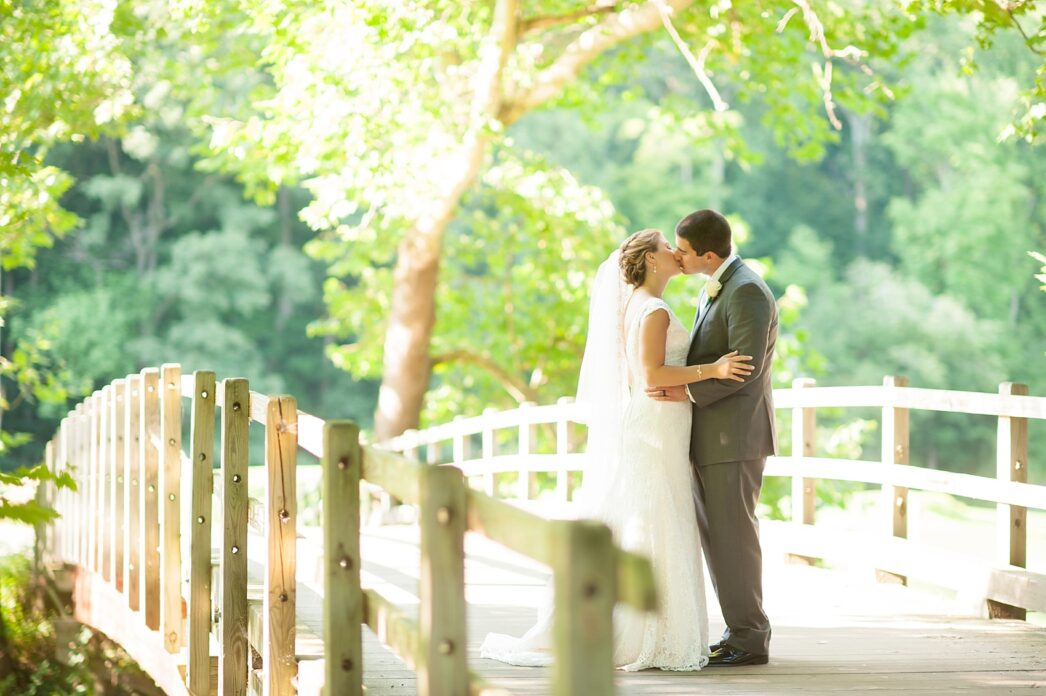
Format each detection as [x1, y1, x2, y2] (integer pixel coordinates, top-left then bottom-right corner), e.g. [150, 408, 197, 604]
[646, 385, 689, 402]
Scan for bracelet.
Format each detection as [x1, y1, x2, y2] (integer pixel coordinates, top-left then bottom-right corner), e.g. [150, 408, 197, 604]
[696, 364, 703, 380]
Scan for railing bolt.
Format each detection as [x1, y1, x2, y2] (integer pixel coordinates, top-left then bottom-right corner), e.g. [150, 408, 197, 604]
[436, 506, 452, 525]
[201, 390, 208, 399]
[1015, 518, 1023, 529]
[232, 474, 241, 483]
[279, 593, 288, 602]
[199, 453, 206, 462]
[148, 484, 155, 493]
[169, 494, 176, 502]
[231, 545, 239, 554]
[339, 556, 352, 570]
[197, 516, 205, 524]
[1015, 460, 1023, 470]
[582, 582, 597, 598]
[337, 457, 348, 470]
[168, 438, 176, 446]
[232, 402, 241, 412]
[438, 639, 454, 655]
[341, 658, 353, 671]
[168, 631, 177, 643]
[279, 508, 290, 522]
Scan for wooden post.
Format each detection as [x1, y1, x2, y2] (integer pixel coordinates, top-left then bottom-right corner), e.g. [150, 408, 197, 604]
[126, 374, 142, 611]
[87, 392, 99, 573]
[219, 378, 250, 696]
[991, 382, 1029, 620]
[97, 387, 110, 577]
[74, 403, 84, 569]
[518, 402, 536, 501]
[188, 371, 216, 696]
[426, 436, 441, 466]
[76, 402, 86, 568]
[481, 408, 497, 496]
[99, 386, 111, 582]
[418, 465, 467, 695]
[63, 415, 73, 563]
[322, 421, 363, 696]
[555, 398, 573, 502]
[58, 419, 68, 562]
[402, 430, 418, 461]
[880, 375, 909, 586]
[791, 378, 816, 526]
[264, 396, 298, 695]
[552, 520, 615, 696]
[160, 364, 183, 652]
[81, 394, 91, 571]
[452, 415, 467, 466]
[36, 441, 54, 573]
[112, 380, 127, 593]
[141, 368, 162, 630]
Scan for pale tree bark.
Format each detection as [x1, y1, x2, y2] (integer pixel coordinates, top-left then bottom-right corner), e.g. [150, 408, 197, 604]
[373, 0, 519, 440]
[373, 0, 697, 440]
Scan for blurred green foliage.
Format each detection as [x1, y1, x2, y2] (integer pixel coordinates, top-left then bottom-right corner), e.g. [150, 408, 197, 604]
[1, 2, 1043, 493]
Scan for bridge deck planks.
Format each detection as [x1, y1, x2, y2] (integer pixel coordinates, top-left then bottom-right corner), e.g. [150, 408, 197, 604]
[237, 523, 1046, 695]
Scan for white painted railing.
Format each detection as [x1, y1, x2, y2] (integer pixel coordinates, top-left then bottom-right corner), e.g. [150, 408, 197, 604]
[384, 378, 1046, 619]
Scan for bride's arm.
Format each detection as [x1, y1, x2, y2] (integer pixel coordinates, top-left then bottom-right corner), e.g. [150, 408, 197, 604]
[639, 309, 752, 388]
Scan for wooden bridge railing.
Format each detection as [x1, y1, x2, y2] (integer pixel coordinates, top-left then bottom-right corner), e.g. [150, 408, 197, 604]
[37, 366, 658, 696]
[385, 377, 1046, 620]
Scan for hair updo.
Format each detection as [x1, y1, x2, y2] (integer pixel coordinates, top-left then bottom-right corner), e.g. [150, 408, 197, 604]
[618, 229, 662, 288]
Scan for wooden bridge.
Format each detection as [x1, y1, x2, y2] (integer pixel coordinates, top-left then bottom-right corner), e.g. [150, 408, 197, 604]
[34, 367, 1046, 695]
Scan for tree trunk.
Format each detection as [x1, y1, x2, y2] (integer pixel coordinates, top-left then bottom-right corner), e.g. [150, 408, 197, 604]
[371, 0, 698, 439]
[373, 140, 490, 441]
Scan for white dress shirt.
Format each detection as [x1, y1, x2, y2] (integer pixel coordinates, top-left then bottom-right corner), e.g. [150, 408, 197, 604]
[686, 254, 739, 402]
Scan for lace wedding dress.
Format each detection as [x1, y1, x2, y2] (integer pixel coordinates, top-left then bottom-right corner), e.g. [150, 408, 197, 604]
[480, 288, 710, 672]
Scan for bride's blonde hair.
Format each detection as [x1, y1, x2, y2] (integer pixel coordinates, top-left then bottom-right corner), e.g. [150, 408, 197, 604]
[618, 229, 662, 287]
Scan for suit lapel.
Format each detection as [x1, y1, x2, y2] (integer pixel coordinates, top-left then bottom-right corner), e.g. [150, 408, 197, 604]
[689, 258, 744, 345]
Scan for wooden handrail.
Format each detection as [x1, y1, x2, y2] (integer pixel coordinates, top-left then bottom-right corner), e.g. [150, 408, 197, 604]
[42, 369, 1046, 696]
[50, 367, 659, 696]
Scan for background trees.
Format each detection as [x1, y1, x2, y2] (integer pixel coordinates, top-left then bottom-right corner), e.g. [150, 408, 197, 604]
[1, 1, 1043, 484]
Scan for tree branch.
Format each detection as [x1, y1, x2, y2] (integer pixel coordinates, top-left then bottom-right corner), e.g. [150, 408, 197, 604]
[499, 0, 698, 125]
[656, 0, 728, 112]
[520, 3, 619, 35]
[1006, 9, 1045, 56]
[474, 0, 521, 122]
[430, 349, 539, 403]
[782, 0, 872, 131]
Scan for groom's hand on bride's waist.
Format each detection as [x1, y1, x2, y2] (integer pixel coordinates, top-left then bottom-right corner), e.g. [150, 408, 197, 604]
[646, 385, 689, 402]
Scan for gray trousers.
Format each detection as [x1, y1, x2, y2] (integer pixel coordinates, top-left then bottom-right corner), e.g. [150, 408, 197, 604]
[692, 458, 771, 655]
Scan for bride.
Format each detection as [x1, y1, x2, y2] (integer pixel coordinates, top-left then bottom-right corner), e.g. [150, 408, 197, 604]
[481, 229, 753, 671]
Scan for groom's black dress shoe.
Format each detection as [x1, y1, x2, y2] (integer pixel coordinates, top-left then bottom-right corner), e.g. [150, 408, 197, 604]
[707, 646, 769, 667]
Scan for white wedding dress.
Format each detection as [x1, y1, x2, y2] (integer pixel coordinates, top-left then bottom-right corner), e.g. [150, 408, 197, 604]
[480, 293, 710, 672]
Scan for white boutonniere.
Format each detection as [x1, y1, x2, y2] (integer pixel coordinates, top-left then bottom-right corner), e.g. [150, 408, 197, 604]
[706, 279, 722, 299]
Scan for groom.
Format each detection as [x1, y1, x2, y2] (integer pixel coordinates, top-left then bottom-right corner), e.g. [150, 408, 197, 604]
[649, 209, 777, 666]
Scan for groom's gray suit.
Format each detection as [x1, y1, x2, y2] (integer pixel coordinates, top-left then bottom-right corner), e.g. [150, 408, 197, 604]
[686, 256, 777, 656]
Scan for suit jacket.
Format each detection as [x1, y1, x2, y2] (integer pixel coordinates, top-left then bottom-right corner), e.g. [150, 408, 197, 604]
[686, 258, 778, 466]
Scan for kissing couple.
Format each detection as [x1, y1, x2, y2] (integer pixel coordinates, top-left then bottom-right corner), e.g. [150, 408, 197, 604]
[482, 209, 778, 671]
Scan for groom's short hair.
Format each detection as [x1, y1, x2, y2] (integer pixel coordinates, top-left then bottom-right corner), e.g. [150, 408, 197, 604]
[676, 209, 731, 258]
